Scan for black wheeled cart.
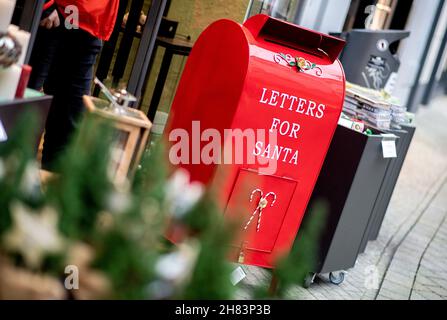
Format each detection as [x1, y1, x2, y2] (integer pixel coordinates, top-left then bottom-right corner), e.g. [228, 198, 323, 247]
[302, 124, 394, 287]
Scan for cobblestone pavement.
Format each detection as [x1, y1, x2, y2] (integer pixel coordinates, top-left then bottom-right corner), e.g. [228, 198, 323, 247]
[235, 96, 447, 300]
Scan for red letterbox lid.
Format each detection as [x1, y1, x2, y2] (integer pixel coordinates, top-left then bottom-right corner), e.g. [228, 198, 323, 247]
[244, 14, 346, 63]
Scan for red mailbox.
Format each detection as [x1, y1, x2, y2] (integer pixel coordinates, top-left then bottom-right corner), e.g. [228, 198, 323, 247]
[166, 14, 346, 268]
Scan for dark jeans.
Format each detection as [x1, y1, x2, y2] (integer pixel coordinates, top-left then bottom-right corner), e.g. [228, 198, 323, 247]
[29, 25, 102, 170]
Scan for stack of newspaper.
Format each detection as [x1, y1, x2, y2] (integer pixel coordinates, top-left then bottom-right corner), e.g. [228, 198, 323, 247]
[390, 102, 408, 126]
[343, 95, 361, 117]
[342, 83, 415, 130]
[345, 85, 392, 130]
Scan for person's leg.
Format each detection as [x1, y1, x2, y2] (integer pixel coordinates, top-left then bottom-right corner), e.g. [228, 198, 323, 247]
[41, 28, 102, 170]
[28, 27, 61, 91]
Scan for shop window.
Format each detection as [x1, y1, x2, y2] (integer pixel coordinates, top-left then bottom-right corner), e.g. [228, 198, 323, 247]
[344, 0, 412, 32]
[245, 0, 306, 23]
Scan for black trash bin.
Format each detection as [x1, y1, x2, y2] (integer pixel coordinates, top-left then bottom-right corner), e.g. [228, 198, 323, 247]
[337, 30, 410, 91]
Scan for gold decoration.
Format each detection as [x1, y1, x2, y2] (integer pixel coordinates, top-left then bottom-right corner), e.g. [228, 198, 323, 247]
[258, 198, 268, 209]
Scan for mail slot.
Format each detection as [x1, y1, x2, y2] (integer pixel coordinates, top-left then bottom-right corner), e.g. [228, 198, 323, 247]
[165, 14, 346, 268]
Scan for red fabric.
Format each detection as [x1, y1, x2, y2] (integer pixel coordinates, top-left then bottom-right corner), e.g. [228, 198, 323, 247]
[43, 0, 55, 11]
[55, 0, 119, 41]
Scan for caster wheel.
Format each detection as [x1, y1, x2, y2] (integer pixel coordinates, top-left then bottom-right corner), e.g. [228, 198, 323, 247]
[329, 272, 345, 285]
[303, 273, 316, 289]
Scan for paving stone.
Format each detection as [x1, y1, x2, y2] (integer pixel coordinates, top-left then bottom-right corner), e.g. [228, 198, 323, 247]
[410, 291, 428, 300]
[381, 273, 414, 290]
[380, 280, 412, 297]
[376, 287, 409, 300]
[414, 283, 447, 297]
[409, 289, 443, 300]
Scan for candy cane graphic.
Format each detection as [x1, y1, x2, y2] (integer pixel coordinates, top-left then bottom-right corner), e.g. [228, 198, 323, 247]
[244, 189, 277, 232]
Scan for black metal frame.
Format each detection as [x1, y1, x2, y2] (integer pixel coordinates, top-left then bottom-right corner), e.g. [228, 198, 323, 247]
[127, 0, 167, 103]
[18, 0, 45, 64]
[145, 37, 192, 121]
[111, 0, 145, 86]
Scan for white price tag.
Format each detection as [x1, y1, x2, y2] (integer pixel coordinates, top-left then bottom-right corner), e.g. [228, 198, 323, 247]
[381, 136, 397, 158]
[230, 266, 247, 286]
[0, 119, 7, 142]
